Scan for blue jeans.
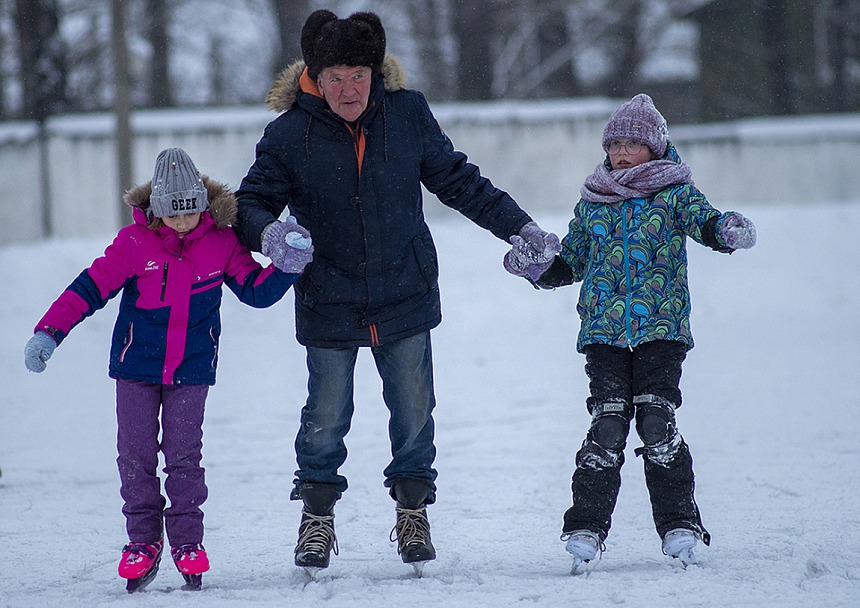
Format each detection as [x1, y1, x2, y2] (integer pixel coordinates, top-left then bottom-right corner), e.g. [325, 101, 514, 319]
[293, 331, 438, 496]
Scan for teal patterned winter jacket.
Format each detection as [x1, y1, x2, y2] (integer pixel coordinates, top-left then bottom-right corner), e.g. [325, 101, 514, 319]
[560, 153, 727, 353]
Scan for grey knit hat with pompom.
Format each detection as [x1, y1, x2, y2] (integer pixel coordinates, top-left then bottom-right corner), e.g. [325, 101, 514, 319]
[602, 94, 669, 158]
[150, 148, 208, 218]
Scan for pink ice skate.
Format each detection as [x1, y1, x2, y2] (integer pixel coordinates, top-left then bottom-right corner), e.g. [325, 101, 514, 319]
[118, 540, 163, 593]
[171, 543, 209, 590]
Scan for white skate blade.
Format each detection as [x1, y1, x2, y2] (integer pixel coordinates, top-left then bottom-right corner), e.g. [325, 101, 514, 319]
[675, 547, 698, 568]
[302, 566, 323, 581]
[410, 561, 428, 577]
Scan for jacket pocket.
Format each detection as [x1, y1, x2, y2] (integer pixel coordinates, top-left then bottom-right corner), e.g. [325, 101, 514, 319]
[209, 325, 219, 370]
[412, 231, 439, 289]
[119, 322, 134, 363]
[298, 259, 325, 308]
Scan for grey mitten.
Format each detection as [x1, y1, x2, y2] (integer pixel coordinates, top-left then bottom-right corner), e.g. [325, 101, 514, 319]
[719, 212, 757, 250]
[503, 221, 562, 281]
[25, 331, 57, 373]
[261, 216, 314, 273]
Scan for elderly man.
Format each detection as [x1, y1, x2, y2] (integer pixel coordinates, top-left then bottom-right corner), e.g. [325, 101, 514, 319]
[235, 9, 558, 575]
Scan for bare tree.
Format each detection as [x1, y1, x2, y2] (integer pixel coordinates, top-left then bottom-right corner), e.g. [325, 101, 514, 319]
[830, 0, 860, 111]
[269, 0, 311, 75]
[403, 0, 456, 101]
[112, 0, 133, 224]
[491, 0, 580, 98]
[14, 0, 67, 120]
[763, 0, 794, 114]
[451, 0, 497, 100]
[145, 0, 172, 107]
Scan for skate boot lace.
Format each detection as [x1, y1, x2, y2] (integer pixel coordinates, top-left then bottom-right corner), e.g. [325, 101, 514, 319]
[121, 541, 160, 564]
[296, 512, 338, 556]
[390, 507, 431, 553]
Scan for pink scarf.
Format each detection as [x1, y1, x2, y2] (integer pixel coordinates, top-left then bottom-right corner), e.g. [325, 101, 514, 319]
[580, 158, 694, 203]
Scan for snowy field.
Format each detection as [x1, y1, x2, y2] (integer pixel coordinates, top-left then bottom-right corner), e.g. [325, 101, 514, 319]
[1, 201, 859, 607]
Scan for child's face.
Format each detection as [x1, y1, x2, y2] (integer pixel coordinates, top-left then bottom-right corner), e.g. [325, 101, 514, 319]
[607, 139, 655, 170]
[162, 212, 201, 238]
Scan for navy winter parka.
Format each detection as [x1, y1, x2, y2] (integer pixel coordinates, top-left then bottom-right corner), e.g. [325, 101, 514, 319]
[235, 57, 532, 347]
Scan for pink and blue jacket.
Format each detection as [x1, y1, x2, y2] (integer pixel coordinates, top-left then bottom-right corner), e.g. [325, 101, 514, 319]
[34, 179, 298, 385]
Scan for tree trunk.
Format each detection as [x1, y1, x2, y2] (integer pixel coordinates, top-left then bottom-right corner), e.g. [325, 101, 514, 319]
[270, 0, 311, 76]
[112, 0, 133, 226]
[14, 0, 66, 120]
[451, 0, 496, 100]
[764, 0, 794, 114]
[146, 0, 172, 107]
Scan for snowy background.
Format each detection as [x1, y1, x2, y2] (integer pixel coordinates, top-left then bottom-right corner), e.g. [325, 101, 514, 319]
[2, 192, 859, 604]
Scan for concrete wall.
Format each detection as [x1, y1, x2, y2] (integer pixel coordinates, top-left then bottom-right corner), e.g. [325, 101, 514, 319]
[2, 99, 859, 245]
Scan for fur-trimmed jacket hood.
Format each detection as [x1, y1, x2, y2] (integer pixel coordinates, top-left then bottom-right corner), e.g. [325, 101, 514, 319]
[124, 177, 238, 228]
[265, 54, 406, 113]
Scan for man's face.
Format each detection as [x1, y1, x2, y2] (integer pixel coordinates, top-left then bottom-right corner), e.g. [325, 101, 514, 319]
[317, 65, 373, 122]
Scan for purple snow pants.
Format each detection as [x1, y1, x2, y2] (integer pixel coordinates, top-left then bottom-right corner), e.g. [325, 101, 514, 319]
[115, 378, 208, 547]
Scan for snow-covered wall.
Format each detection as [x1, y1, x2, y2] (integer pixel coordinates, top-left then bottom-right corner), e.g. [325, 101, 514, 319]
[2, 100, 859, 245]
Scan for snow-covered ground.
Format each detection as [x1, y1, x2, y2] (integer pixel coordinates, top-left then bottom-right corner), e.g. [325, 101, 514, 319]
[2, 201, 859, 607]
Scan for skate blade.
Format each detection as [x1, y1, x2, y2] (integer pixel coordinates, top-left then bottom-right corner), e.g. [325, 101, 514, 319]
[570, 557, 597, 577]
[125, 563, 160, 593]
[302, 567, 323, 581]
[181, 573, 203, 590]
[410, 561, 428, 577]
[678, 555, 698, 569]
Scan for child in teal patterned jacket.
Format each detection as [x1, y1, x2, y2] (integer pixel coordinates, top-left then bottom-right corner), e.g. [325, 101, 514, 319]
[505, 94, 756, 571]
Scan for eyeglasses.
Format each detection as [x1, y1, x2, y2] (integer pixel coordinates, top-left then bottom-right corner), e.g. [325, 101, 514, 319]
[607, 140, 645, 155]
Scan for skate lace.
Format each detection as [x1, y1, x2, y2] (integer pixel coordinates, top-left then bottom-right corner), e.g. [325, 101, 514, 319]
[121, 541, 161, 563]
[390, 507, 431, 553]
[296, 512, 338, 556]
[172, 543, 204, 562]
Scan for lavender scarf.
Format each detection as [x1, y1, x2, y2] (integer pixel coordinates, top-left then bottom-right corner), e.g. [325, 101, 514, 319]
[580, 155, 694, 203]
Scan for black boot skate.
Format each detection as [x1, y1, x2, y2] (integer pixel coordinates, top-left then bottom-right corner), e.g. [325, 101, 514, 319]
[390, 478, 436, 576]
[294, 483, 340, 577]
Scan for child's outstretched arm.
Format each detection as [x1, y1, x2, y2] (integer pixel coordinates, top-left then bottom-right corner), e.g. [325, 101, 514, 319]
[672, 185, 757, 253]
[25, 231, 136, 372]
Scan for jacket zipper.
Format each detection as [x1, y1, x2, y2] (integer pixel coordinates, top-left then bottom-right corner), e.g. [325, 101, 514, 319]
[621, 201, 633, 350]
[161, 262, 169, 301]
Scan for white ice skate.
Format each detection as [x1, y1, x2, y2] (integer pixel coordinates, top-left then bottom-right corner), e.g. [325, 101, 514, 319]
[562, 530, 601, 574]
[662, 528, 698, 567]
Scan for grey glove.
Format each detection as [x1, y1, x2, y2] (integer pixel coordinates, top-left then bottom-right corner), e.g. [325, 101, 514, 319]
[25, 331, 57, 373]
[503, 221, 562, 281]
[719, 212, 757, 250]
[261, 216, 314, 273]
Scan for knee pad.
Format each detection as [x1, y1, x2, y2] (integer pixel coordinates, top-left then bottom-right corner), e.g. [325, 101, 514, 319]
[588, 399, 632, 452]
[634, 394, 685, 465]
[634, 394, 677, 447]
[577, 437, 624, 471]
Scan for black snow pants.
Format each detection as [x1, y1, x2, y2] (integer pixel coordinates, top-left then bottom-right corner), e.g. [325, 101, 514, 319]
[562, 340, 709, 543]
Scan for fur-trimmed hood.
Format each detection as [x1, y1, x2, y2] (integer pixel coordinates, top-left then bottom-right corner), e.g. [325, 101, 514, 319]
[123, 177, 237, 228]
[265, 54, 406, 113]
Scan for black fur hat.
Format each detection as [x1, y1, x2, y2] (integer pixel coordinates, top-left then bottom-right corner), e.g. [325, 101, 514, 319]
[301, 10, 386, 80]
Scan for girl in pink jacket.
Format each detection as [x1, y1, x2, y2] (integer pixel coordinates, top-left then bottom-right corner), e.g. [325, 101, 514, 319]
[24, 148, 312, 592]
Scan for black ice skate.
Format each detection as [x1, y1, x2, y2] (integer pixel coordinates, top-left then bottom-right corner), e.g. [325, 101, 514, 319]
[294, 484, 340, 578]
[390, 479, 436, 576]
